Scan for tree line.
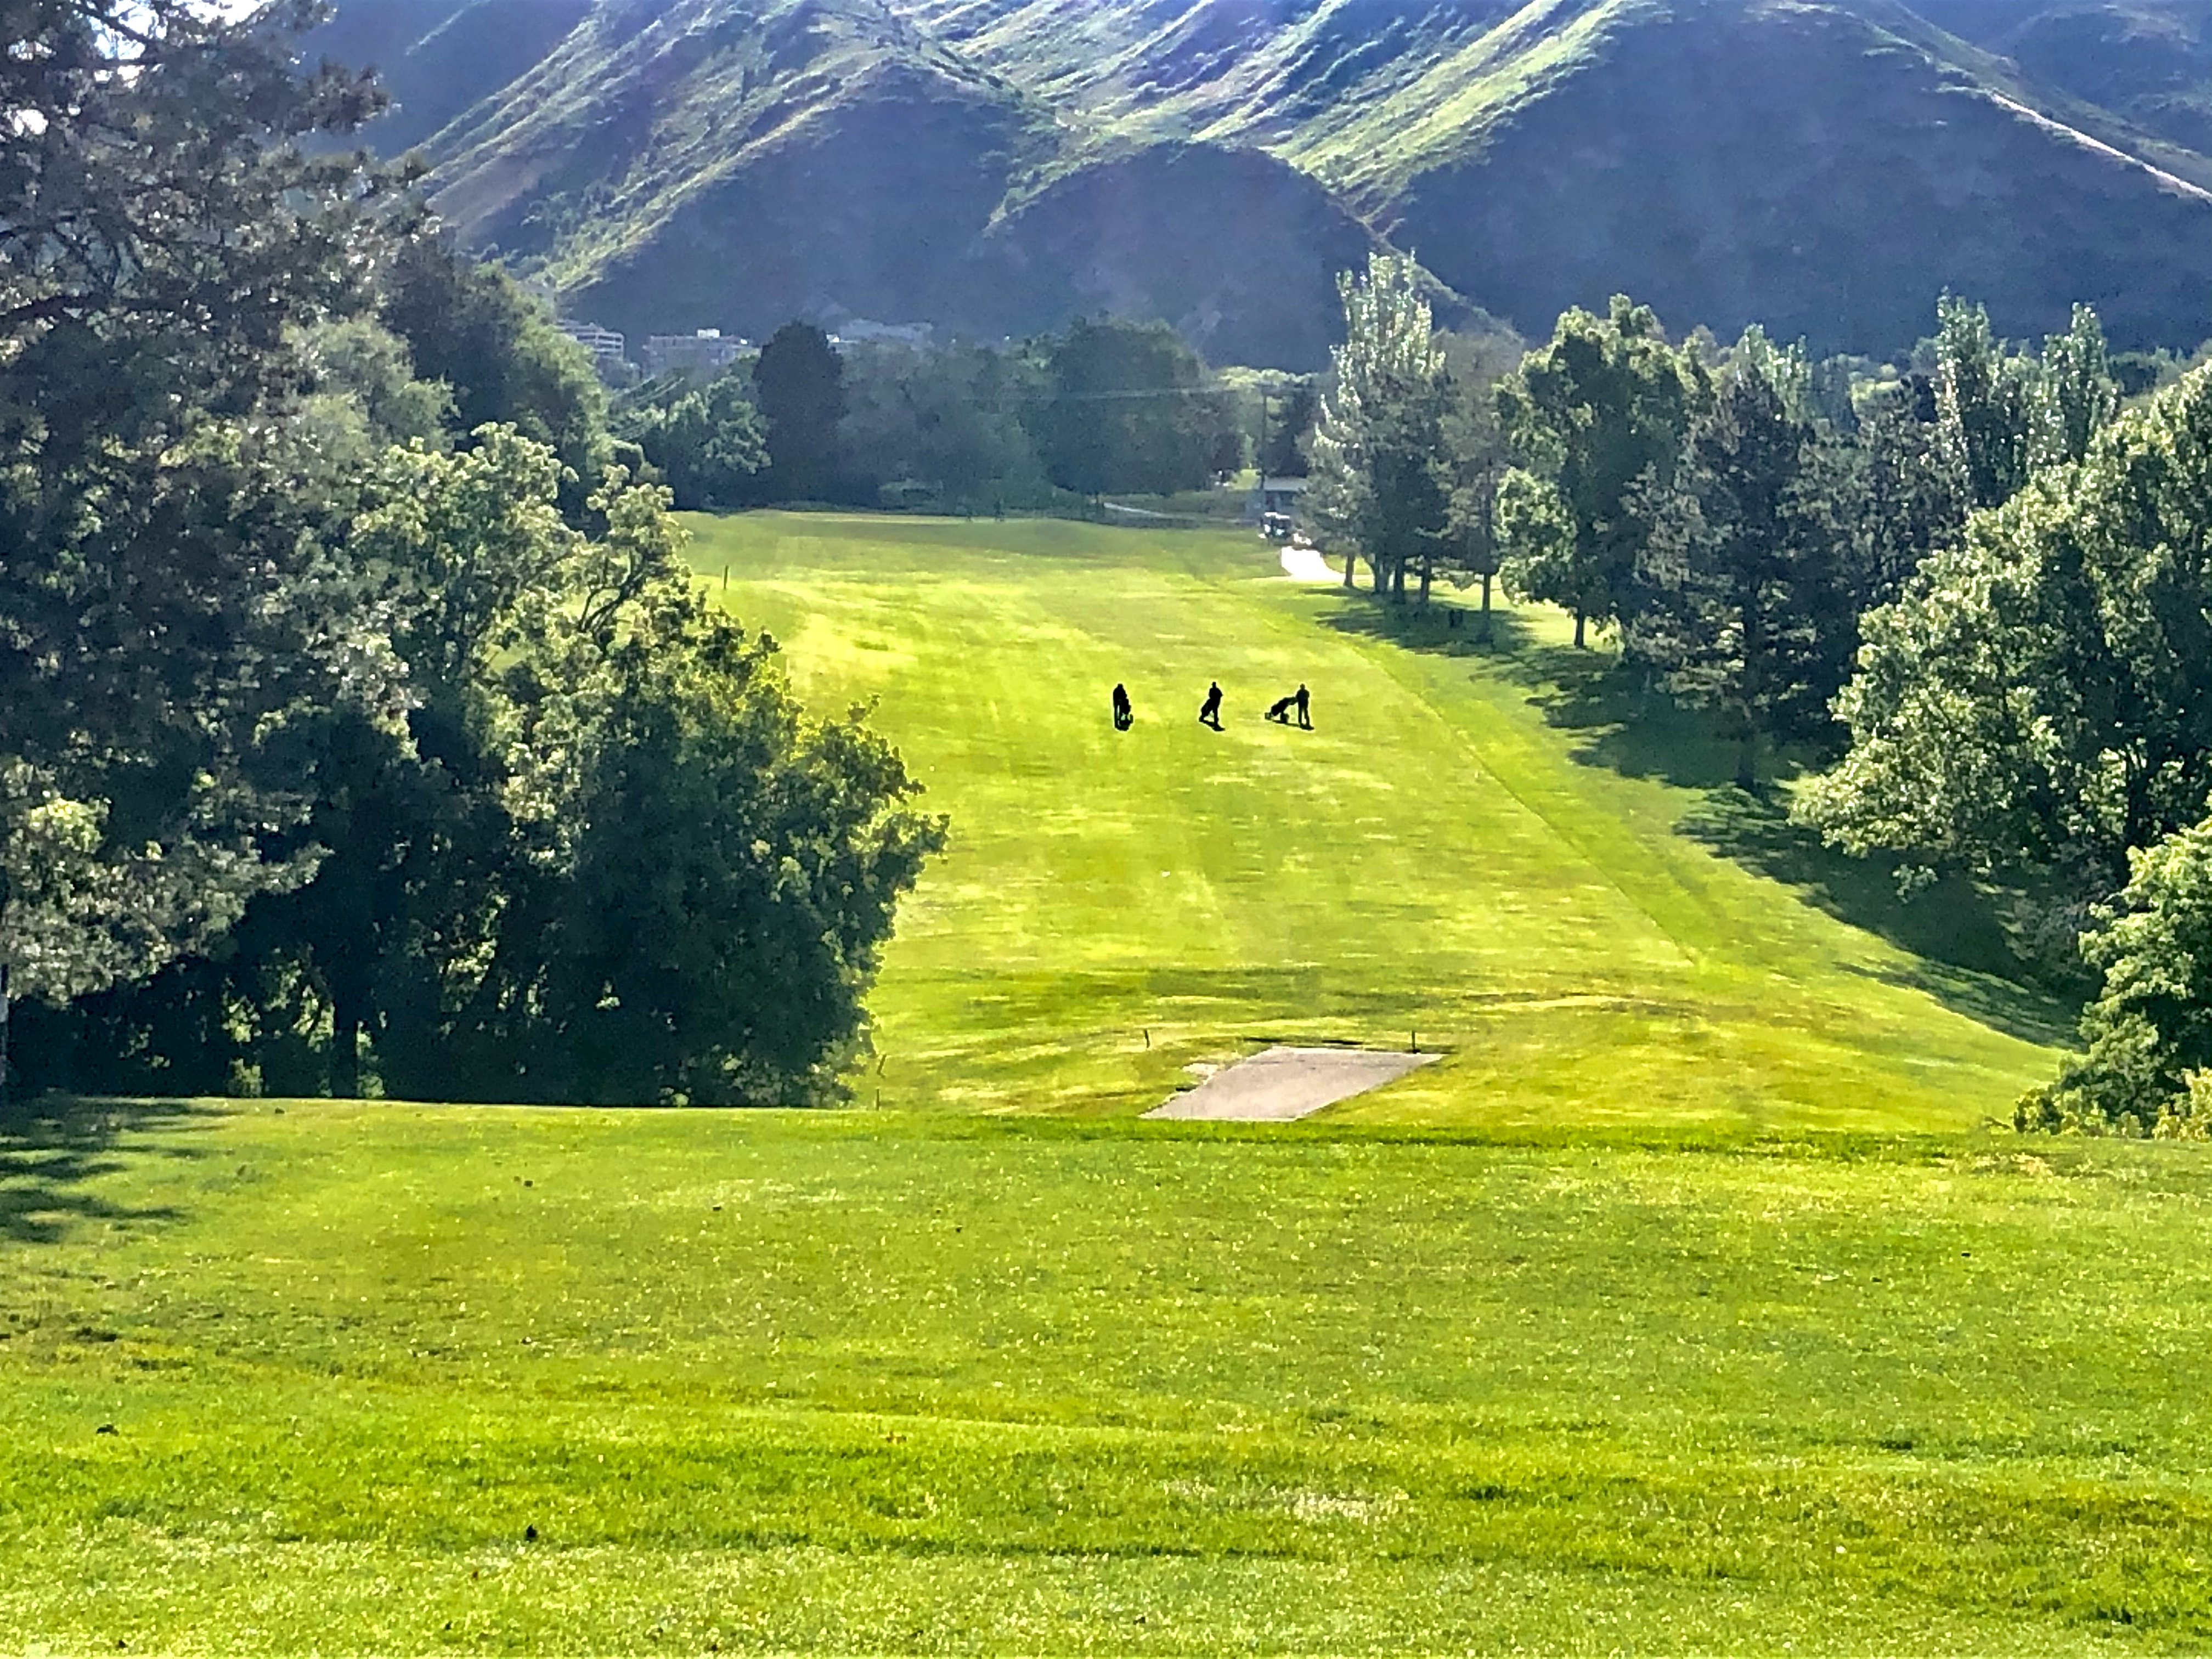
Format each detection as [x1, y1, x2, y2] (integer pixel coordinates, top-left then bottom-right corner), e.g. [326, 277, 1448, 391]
[1307, 252, 2212, 1137]
[615, 317, 1269, 514]
[1, 0, 943, 1104]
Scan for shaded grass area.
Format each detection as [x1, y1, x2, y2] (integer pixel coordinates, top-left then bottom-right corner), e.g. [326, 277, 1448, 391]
[2, 1099, 2208, 1652]
[1324, 599, 2075, 1050]
[687, 512, 2066, 1127]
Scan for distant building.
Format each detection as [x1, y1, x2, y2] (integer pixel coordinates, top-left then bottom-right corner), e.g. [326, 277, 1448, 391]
[829, 319, 934, 350]
[556, 320, 630, 382]
[1247, 476, 1310, 524]
[642, 328, 748, 380]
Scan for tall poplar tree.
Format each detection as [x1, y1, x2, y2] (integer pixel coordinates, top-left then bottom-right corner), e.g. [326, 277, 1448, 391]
[1307, 252, 1451, 599]
[1931, 295, 2035, 511]
[2029, 303, 2123, 471]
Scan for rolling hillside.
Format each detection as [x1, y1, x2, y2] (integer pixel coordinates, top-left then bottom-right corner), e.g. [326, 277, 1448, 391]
[311, 0, 2212, 362]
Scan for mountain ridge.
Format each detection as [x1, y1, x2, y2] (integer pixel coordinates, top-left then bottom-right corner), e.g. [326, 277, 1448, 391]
[309, 0, 2212, 364]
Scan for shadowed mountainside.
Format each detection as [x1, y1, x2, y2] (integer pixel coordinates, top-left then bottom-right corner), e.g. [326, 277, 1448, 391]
[312, 0, 2212, 361]
[1919, 0, 2212, 155]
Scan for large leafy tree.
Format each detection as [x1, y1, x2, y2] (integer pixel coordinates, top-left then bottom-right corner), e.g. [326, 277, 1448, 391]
[836, 341, 1048, 510]
[2019, 818, 2212, 1136]
[1496, 296, 1701, 647]
[0, 0, 408, 1085]
[1637, 332, 1853, 788]
[34, 430, 945, 1104]
[617, 371, 768, 510]
[1029, 318, 1226, 499]
[1799, 363, 2212, 924]
[1306, 252, 1451, 599]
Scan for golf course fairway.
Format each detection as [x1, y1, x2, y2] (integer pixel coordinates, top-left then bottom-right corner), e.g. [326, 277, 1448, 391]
[10, 513, 2185, 1655]
[690, 511, 2061, 1129]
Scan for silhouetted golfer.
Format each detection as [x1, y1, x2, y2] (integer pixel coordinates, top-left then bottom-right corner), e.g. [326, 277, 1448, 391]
[1112, 682, 1133, 731]
[1265, 684, 1313, 729]
[1198, 681, 1223, 730]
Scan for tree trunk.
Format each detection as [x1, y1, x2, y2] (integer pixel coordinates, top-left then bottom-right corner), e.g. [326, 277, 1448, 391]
[1737, 596, 1762, 792]
[331, 993, 363, 1099]
[1343, 549, 1357, 589]
[0, 961, 10, 1111]
[1573, 610, 1587, 649]
[1390, 558, 1405, 601]
[1419, 555, 1432, 604]
[1480, 571, 1493, 639]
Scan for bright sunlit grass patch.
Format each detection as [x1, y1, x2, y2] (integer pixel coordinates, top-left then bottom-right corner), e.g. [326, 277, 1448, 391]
[4, 1101, 2210, 1652]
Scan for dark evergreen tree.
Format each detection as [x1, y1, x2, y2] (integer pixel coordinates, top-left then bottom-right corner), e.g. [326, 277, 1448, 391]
[1637, 335, 1852, 788]
[753, 321, 848, 503]
[0, 0, 407, 1078]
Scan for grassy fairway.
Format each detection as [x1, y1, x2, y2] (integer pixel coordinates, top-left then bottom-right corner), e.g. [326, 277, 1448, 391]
[7, 515, 2136, 1655]
[687, 511, 2060, 1128]
[7, 1099, 2212, 1653]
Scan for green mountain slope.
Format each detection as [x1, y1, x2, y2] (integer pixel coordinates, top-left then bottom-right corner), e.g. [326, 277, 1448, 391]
[1923, 0, 2212, 156]
[1379, 0, 2212, 351]
[358, 0, 1390, 364]
[307, 0, 594, 153]
[895, 0, 2212, 352]
[310, 0, 2212, 358]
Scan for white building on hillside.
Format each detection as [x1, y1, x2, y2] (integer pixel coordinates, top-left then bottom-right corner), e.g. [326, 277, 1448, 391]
[642, 329, 748, 379]
[557, 320, 629, 379]
[830, 319, 934, 350]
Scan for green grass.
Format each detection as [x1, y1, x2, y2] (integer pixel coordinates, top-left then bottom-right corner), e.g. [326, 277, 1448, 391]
[686, 511, 2061, 1128]
[5, 512, 2145, 1653]
[7, 1101, 2212, 1651]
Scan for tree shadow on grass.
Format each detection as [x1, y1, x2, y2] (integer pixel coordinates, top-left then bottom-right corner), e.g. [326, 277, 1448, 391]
[1316, 590, 1547, 664]
[1319, 592, 2079, 1048]
[1678, 790, 2079, 1047]
[0, 1097, 205, 1245]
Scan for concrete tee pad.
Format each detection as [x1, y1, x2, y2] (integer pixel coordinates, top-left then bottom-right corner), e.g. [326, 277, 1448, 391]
[1144, 1046, 1440, 1121]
